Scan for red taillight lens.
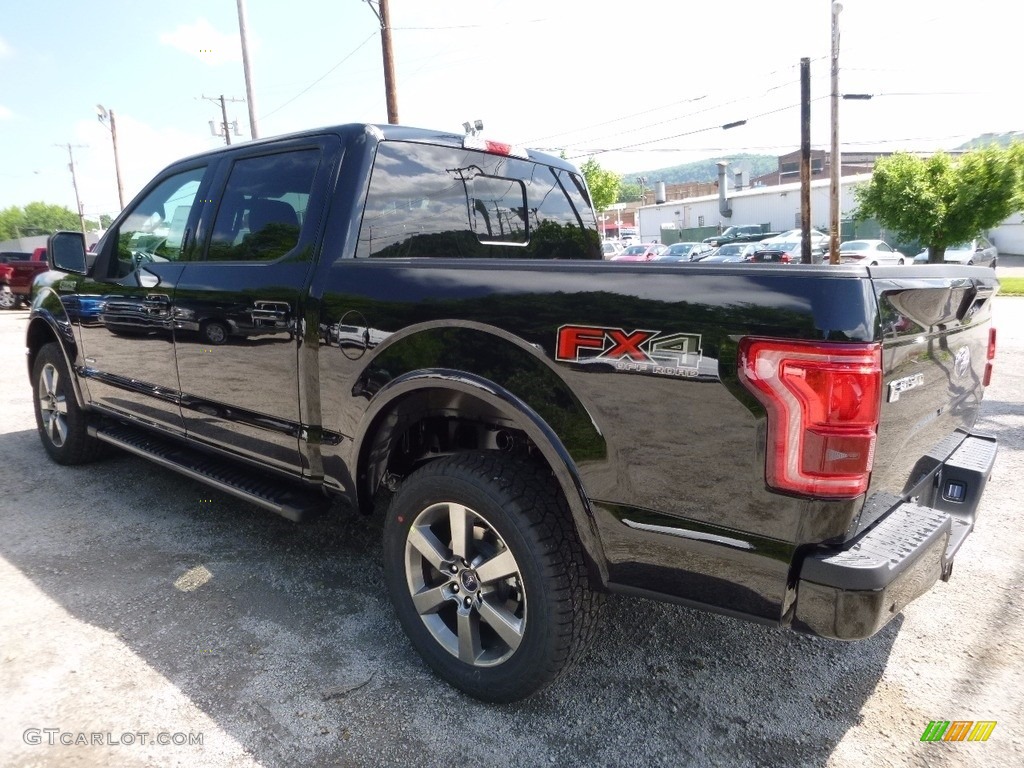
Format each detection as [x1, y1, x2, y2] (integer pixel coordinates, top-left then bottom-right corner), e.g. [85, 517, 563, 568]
[781, 253, 792, 263]
[738, 338, 882, 498]
[984, 327, 996, 386]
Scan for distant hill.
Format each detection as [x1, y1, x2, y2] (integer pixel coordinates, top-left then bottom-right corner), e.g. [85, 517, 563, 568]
[622, 153, 779, 184]
[957, 131, 1023, 149]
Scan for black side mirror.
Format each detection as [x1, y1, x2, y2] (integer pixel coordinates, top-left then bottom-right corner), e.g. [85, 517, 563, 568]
[47, 231, 88, 275]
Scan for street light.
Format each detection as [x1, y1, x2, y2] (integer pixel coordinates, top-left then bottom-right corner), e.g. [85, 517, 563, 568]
[96, 104, 125, 210]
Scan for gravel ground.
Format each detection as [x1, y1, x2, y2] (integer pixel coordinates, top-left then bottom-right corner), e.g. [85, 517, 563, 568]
[1, 299, 1022, 768]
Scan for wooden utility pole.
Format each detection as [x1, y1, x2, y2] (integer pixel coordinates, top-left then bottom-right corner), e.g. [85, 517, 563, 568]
[55, 143, 88, 235]
[366, 0, 399, 124]
[800, 57, 812, 264]
[235, 0, 260, 139]
[829, 2, 843, 264]
[202, 94, 244, 145]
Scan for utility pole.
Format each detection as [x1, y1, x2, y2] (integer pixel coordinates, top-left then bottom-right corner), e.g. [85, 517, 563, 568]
[55, 143, 88, 235]
[202, 94, 244, 145]
[365, 0, 399, 123]
[800, 57, 812, 264]
[829, 2, 843, 265]
[96, 105, 125, 210]
[235, 0, 260, 139]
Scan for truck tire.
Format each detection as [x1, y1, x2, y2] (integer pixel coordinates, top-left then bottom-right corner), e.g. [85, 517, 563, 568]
[200, 320, 229, 346]
[382, 451, 602, 702]
[32, 343, 108, 464]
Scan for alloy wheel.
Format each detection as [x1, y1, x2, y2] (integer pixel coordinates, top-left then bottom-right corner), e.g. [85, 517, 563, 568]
[403, 501, 526, 667]
[38, 362, 69, 447]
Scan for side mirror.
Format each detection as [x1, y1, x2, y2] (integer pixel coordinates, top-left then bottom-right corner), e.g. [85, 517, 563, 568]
[47, 231, 88, 275]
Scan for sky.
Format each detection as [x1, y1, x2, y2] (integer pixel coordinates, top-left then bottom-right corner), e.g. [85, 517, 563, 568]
[0, 0, 1018, 219]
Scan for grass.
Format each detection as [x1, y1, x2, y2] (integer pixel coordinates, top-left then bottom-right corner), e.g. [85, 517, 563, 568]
[1000, 277, 1024, 296]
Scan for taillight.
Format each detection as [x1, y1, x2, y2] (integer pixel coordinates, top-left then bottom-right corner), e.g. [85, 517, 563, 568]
[738, 338, 882, 498]
[984, 327, 996, 386]
[780, 252, 792, 263]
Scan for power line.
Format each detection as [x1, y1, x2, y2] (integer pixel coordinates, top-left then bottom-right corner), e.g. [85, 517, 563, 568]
[523, 57, 827, 146]
[561, 98, 827, 160]
[260, 32, 377, 120]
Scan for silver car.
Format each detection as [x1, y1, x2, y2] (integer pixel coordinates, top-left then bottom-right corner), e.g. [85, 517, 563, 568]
[914, 237, 998, 268]
[838, 239, 907, 266]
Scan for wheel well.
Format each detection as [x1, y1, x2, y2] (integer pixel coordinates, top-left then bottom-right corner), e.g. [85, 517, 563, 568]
[25, 319, 59, 376]
[358, 389, 548, 516]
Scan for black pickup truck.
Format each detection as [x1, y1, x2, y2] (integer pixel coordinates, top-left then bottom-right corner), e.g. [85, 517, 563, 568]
[702, 223, 780, 247]
[29, 123, 999, 702]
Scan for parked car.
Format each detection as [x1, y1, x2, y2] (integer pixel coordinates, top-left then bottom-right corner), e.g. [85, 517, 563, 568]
[704, 242, 757, 262]
[914, 237, 998, 268]
[601, 240, 623, 260]
[750, 239, 801, 264]
[837, 239, 907, 266]
[655, 241, 713, 263]
[773, 228, 829, 255]
[611, 242, 669, 262]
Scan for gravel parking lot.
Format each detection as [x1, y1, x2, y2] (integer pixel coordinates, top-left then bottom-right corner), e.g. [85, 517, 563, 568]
[1, 299, 1022, 768]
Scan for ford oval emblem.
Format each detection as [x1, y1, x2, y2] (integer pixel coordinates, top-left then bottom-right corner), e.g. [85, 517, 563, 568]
[954, 346, 971, 378]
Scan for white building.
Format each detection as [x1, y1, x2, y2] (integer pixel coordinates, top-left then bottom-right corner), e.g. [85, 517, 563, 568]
[637, 171, 1024, 256]
[637, 174, 872, 243]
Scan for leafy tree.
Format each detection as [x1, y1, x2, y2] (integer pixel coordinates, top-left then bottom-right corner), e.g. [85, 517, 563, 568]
[100, 214, 113, 229]
[579, 157, 620, 213]
[0, 202, 80, 239]
[855, 144, 1024, 263]
[0, 206, 24, 240]
[617, 182, 642, 203]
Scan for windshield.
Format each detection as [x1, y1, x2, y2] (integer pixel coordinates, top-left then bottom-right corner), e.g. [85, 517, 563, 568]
[842, 241, 871, 250]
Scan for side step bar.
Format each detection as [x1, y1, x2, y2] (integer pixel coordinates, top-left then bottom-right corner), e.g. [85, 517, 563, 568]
[89, 422, 330, 522]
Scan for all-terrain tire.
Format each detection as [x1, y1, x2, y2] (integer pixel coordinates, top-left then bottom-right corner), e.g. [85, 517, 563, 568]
[382, 451, 603, 702]
[32, 343, 109, 464]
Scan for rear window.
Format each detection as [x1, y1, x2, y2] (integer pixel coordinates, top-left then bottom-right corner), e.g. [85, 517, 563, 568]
[355, 141, 600, 260]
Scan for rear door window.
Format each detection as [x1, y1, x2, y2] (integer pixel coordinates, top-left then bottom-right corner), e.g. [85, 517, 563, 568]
[355, 141, 600, 260]
[205, 149, 321, 262]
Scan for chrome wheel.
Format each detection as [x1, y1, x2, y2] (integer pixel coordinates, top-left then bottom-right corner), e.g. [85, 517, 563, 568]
[202, 321, 228, 345]
[0, 286, 15, 310]
[38, 362, 69, 448]
[404, 501, 526, 667]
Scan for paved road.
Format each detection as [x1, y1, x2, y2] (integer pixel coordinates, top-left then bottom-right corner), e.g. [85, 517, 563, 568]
[1, 301, 1022, 768]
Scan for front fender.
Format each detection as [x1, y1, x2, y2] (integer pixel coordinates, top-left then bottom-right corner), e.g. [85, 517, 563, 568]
[26, 285, 88, 409]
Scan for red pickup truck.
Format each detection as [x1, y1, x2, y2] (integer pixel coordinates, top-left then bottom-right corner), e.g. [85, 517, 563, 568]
[0, 248, 50, 308]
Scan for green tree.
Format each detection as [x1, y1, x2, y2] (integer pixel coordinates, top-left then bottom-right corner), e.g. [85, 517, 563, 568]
[0, 202, 81, 239]
[0, 206, 26, 240]
[855, 144, 1024, 263]
[579, 157, 620, 213]
[617, 181, 642, 203]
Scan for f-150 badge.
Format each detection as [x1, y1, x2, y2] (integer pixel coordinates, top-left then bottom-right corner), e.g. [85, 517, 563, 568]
[556, 325, 703, 377]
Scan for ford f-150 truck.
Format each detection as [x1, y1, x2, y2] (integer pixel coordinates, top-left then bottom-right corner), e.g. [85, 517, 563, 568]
[29, 123, 999, 703]
[6, 247, 50, 307]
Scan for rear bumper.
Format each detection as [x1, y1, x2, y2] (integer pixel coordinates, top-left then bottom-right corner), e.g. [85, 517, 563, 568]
[792, 433, 997, 640]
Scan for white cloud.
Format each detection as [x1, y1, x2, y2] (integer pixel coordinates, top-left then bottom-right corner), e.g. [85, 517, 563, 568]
[0, 34, 11, 58]
[158, 18, 245, 66]
[0, 105, 11, 120]
[72, 114, 213, 217]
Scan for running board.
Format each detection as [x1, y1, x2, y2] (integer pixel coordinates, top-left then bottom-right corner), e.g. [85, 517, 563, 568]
[89, 422, 329, 522]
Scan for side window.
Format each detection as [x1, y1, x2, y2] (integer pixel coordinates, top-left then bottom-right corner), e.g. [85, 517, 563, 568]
[112, 167, 205, 277]
[356, 142, 599, 260]
[206, 149, 320, 262]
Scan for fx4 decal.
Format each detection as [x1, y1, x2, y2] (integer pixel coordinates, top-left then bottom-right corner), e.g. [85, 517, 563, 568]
[556, 325, 703, 377]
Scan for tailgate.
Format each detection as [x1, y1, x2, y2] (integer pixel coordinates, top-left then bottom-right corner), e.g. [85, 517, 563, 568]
[11, 263, 47, 287]
[861, 266, 998, 530]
